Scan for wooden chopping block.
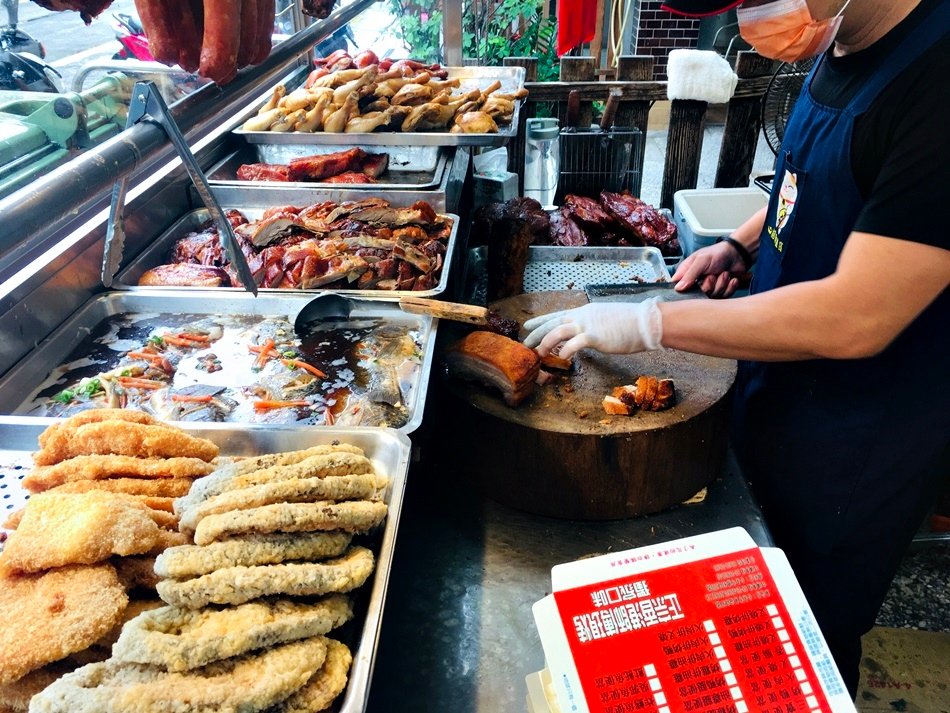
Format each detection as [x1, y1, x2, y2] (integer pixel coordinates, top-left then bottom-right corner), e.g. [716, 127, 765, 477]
[442, 290, 737, 520]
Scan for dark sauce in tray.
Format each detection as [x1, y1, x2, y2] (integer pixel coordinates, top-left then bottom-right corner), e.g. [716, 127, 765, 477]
[23, 312, 423, 429]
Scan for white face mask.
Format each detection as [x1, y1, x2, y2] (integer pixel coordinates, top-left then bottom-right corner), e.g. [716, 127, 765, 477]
[738, 0, 852, 62]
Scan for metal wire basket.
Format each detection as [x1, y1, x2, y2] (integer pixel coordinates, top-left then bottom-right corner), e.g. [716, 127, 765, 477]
[555, 127, 644, 202]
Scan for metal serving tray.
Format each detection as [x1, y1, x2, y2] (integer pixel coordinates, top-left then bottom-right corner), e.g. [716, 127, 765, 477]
[234, 66, 526, 147]
[0, 419, 408, 713]
[463, 245, 672, 304]
[0, 291, 437, 434]
[204, 180, 455, 213]
[208, 143, 449, 191]
[115, 207, 460, 299]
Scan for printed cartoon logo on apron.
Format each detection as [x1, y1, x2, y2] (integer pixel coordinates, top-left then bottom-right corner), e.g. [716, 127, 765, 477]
[776, 169, 798, 233]
[766, 165, 801, 255]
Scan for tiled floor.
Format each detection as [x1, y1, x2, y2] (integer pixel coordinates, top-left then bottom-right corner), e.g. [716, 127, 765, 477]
[858, 543, 950, 709]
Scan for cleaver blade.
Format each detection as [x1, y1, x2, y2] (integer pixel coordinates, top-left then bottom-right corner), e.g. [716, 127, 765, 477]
[583, 282, 705, 303]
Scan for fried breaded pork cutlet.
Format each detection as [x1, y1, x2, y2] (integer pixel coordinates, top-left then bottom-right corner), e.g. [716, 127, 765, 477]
[113, 595, 353, 671]
[193, 500, 388, 546]
[184, 473, 387, 531]
[112, 556, 161, 592]
[48, 477, 196, 498]
[154, 532, 353, 579]
[156, 546, 376, 609]
[33, 421, 219, 466]
[175, 448, 372, 520]
[273, 638, 352, 713]
[37, 409, 156, 451]
[0, 659, 79, 712]
[29, 637, 330, 713]
[0, 564, 127, 685]
[1, 492, 170, 574]
[93, 599, 165, 650]
[24, 455, 214, 493]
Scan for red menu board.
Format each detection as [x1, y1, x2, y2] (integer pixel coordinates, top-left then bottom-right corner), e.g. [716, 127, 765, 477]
[551, 548, 832, 713]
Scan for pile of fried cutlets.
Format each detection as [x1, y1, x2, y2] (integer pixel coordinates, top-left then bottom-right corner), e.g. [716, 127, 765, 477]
[0, 408, 389, 713]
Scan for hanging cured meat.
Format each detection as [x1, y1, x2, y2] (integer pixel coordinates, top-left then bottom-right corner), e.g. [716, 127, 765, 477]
[36, 0, 278, 84]
[30, 0, 112, 24]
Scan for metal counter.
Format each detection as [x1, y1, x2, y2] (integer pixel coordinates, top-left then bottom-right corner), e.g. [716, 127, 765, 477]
[365, 389, 771, 711]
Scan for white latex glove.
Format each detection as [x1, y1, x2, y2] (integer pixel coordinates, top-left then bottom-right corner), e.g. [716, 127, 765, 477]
[522, 298, 664, 360]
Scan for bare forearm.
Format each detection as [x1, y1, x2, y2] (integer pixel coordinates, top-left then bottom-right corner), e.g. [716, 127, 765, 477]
[661, 234, 950, 362]
[660, 280, 860, 361]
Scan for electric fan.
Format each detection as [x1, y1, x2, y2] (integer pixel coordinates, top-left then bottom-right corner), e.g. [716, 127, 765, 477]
[761, 57, 816, 155]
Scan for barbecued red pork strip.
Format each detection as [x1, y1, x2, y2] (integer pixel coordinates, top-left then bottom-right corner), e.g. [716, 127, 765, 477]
[287, 148, 368, 182]
[236, 163, 290, 181]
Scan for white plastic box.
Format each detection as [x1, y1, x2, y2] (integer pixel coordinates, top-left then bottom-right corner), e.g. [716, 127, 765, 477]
[673, 187, 769, 256]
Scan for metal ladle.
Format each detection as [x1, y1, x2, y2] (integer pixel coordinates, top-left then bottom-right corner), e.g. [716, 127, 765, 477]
[293, 293, 490, 338]
[293, 294, 353, 337]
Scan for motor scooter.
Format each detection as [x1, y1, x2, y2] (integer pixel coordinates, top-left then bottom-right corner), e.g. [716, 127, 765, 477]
[111, 12, 154, 62]
[0, 23, 62, 92]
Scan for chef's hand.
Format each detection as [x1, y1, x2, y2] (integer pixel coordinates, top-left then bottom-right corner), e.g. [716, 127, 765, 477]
[672, 241, 745, 298]
[523, 298, 663, 360]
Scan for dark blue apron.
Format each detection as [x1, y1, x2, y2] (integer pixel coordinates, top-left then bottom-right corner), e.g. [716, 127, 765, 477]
[732, 1, 950, 695]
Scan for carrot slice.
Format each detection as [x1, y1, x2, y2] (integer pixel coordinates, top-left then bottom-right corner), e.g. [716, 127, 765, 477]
[127, 351, 174, 373]
[177, 333, 211, 342]
[171, 394, 214, 403]
[248, 344, 281, 358]
[127, 351, 163, 362]
[255, 339, 276, 370]
[253, 399, 310, 411]
[162, 335, 205, 348]
[281, 359, 327, 379]
[117, 377, 165, 390]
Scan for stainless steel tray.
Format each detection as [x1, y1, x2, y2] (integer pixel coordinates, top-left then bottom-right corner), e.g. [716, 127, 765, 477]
[234, 66, 525, 147]
[208, 143, 448, 191]
[463, 245, 672, 304]
[115, 207, 460, 299]
[0, 419, 408, 713]
[0, 291, 437, 434]
[204, 182, 455, 212]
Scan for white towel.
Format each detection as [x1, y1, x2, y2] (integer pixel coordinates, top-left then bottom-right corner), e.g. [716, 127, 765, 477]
[666, 49, 738, 104]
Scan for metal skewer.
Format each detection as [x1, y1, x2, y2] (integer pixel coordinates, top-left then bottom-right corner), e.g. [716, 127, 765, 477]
[101, 81, 258, 294]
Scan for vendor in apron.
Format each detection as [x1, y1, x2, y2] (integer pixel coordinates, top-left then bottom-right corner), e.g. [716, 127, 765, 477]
[523, 0, 949, 697]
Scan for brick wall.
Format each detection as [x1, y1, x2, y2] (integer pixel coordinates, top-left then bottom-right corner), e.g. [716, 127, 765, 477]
[633, 0, 701, 80]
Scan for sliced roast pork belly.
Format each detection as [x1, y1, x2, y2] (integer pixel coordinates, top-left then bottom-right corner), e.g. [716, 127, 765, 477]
[324, 198, 390, 224]
[393, 240, 432, 273]
[391, 225, 428, 243]
[298, 254, 370, 289]
[328, 221, 393, 241]
[342, 235, 396, 251]
[261, 205, 303, 220]
[171, 228, 222, 265]
[445, 331, 540, 407]
[237, 210, 307, 247]
[338, 200, 438, 226]
[138, 264, 231, 287]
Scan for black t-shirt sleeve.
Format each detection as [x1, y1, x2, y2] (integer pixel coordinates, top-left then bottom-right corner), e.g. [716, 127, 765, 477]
[851, 38, 950, 250]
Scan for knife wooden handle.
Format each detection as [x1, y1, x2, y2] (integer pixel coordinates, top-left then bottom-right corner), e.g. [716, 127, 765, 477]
[566, 90, 581, 129]
[600, 89, 622, 131]
[399, 297, 489, 325]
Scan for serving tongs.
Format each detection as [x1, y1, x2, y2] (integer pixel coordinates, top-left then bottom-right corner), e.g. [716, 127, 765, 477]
[101, 81, 258, 295]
